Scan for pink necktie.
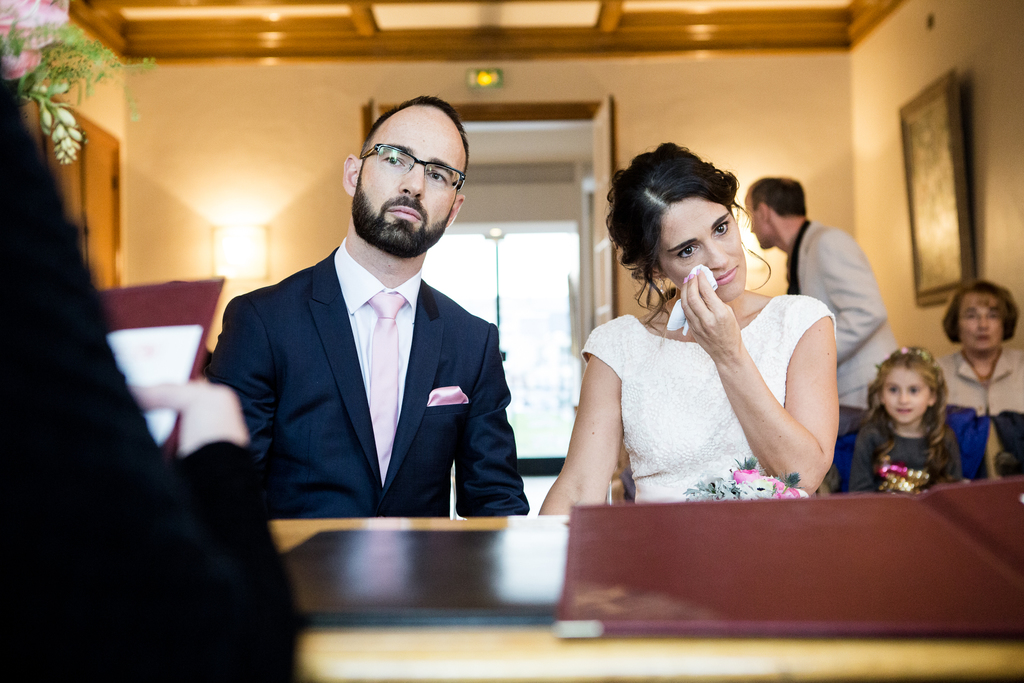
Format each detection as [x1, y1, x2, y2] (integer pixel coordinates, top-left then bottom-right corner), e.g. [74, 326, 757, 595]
[369, 291, 405, 485]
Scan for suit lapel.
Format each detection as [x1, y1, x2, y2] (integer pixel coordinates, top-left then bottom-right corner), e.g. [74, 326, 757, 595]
[308, 250, 381, 483]
[383, 281, 442, 492]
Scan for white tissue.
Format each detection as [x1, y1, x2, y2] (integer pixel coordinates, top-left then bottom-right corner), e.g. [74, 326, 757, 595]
[665, 264, 718, 334]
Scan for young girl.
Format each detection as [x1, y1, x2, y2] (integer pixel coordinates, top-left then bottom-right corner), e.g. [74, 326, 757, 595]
[849, 347, 962, 493]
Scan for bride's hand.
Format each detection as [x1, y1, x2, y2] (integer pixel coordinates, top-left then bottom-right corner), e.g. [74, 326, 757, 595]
[679, 267, 742, 363]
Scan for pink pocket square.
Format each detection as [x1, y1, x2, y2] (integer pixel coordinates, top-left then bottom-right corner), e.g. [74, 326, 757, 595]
[427, 386, 469, 407]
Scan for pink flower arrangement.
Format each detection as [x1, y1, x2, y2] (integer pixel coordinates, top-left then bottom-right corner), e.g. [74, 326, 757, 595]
[1, 0, 69, 80]
[686, 457, 809, 500]
[731, 468, 761, 484]
[1, 48, 40, 79]
[774, 485, 806, 499]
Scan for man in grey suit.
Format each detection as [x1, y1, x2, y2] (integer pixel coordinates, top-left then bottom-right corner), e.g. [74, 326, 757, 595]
[746, 178, 897, 424]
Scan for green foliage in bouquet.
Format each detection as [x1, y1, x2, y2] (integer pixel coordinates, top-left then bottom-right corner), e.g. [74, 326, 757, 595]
[2, 0, 152, 163]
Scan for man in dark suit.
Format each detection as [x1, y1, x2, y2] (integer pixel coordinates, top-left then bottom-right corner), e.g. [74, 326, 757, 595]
[208, 96, 529, 518]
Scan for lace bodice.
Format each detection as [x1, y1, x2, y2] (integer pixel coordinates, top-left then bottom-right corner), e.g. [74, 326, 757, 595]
[583, 295, 833, 501]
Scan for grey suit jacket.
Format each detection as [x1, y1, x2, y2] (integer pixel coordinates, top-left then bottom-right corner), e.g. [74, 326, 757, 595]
[797, 221, 898, 408]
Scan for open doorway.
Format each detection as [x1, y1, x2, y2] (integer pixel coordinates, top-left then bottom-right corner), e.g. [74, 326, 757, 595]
[424, 225, 581, 450]
[425, 114, 598, 514]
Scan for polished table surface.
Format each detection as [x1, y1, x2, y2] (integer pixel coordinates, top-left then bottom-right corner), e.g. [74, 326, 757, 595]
[271, 517, 1024, 682]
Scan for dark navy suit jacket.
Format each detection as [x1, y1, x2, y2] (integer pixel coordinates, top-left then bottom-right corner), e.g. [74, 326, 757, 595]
[208, 250, 529, 518]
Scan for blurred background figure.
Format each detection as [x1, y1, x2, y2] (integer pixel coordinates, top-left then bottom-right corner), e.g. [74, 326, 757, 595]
[939, 280, 1022, 415]
[848, 347, 961, 493]
[746, 177, 897, 425]
[938, 280, 1024, 477]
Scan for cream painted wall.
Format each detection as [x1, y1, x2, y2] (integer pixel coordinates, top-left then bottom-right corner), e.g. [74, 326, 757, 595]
[125, 53, 852, 330]
[73, 78, 127, 142]
[852, 0, 1024, 357]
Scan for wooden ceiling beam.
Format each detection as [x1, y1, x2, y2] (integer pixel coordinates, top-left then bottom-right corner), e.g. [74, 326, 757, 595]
[93, 0, 582, 7]
[125, 15, 360, 40]
[361, 0, 596, 3]
[349, 2, 378, 35]
[848, 0, 906, 45]
[123, 21, 850, 60]
[620, 8, 849, 29]
[76, 1, 897, 61]
[597, 1, 623, 33]
[91, 0, 323, 8]
[70, 0, 128, 54]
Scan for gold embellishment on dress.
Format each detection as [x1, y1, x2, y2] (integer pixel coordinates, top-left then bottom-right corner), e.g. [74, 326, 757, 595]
[875, 456, 930, 494]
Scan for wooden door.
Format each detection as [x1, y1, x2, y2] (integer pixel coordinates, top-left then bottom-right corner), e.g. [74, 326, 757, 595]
[48, 113, 121, 289]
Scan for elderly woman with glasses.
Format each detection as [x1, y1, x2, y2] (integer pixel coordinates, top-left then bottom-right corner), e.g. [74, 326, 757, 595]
[938, 280, 1022, 415]
[937, 280, 1024, 476]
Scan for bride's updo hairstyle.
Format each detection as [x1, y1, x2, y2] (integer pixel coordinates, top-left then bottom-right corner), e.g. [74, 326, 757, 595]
[607, 143, 740, 320]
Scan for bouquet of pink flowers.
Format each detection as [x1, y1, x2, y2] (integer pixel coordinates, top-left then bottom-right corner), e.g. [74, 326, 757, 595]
[685, 457, 809, 500]
[1, 0, 146, 163]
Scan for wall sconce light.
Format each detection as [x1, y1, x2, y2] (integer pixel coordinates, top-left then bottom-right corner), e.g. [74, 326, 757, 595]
[213, 224, 269, 279]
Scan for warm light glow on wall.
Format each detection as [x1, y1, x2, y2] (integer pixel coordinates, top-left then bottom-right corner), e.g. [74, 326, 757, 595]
[467, 68, 504, 89]
[214, 225, 268, 279]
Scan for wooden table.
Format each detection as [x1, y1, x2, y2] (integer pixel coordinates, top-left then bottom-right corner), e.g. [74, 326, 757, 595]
[272, 517, 1024, 682]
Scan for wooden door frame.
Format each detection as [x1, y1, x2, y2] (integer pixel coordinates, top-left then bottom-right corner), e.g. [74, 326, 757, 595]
[365, 100, 608, 142]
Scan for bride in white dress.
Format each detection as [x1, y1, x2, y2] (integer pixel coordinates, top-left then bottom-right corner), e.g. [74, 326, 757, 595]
[540, 145, 838, 511]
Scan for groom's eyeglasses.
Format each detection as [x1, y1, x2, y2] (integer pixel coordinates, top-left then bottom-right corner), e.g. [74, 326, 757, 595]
[361, 144, 466, 192]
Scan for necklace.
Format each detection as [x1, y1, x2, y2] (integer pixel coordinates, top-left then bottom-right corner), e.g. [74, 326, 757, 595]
[962, 349, 1001, 383]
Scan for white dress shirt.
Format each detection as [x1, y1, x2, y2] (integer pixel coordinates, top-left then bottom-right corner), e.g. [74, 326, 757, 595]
[335, 239, 422, 412]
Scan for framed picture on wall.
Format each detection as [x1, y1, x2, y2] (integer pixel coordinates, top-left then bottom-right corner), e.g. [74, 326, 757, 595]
[899, 70, 974, 306]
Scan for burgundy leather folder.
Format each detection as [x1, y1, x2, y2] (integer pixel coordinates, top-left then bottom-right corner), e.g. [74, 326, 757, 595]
[99, 278, 224, 380]
[99, 279, 224, 455]
[556, 477, 1024, 638]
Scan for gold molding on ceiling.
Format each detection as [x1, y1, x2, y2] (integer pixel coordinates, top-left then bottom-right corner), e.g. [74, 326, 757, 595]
[72, 0, 906, 61]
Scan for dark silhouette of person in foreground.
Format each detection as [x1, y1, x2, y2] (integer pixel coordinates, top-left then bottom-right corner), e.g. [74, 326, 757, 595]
[0, 84, 296, 681]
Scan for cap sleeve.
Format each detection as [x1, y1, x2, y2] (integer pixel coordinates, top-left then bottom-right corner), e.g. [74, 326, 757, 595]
[581, 315, 639, 380]
[787, 295, 835, 338]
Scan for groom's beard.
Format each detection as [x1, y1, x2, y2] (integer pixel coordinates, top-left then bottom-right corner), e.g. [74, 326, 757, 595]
[351, 183, 449, 259]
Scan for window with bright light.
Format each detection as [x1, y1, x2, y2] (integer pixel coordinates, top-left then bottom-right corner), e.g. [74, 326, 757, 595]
[423, 230, 580, 460]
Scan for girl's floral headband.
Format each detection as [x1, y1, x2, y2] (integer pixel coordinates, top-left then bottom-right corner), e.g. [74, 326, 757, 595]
[878, 346, 936, 370]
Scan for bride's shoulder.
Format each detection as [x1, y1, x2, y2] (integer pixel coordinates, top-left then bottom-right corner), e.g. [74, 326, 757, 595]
[591, 314, 645, 335]
[585, 314, 647, 350]
[583, 315, 650, 374]
[784, 294, 834, 323]
[758, 295, 835, 335]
